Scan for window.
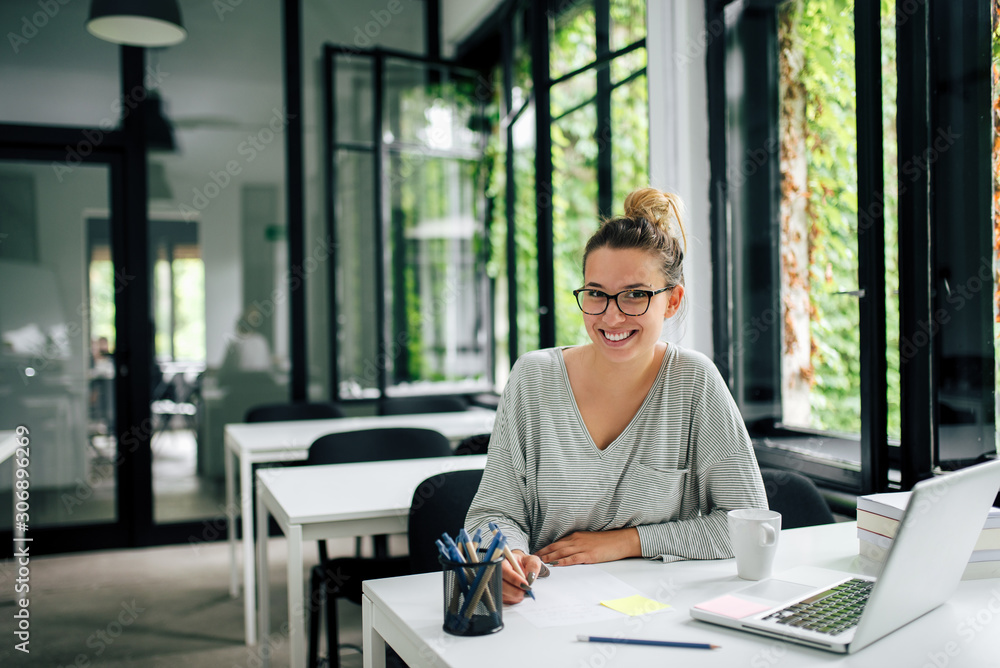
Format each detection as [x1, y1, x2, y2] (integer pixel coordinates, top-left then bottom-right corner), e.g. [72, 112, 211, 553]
[476, 0, 650, 373]
[327, 49, 493, 400]
[150, 219, 204, 364]
[710, 0, 997, 493]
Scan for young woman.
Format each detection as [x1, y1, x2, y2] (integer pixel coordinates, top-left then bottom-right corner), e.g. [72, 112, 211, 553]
[465, 188, 767, 604]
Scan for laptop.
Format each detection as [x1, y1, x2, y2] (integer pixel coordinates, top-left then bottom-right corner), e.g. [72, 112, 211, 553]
[690, 457, 1000, 653]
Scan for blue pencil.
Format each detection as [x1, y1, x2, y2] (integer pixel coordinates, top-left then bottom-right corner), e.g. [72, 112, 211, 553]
[576, 635, 719, 650]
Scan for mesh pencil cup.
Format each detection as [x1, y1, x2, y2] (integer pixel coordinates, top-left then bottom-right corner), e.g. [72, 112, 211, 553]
[439, 554, 504, 636]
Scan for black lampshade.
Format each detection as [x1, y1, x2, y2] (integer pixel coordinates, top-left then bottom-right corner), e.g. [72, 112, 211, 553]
[142, 93, 176, 152]
[87, 0, 186, 47]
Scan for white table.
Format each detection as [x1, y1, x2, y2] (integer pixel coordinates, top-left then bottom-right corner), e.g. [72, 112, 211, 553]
[226, 408, 495, 645]
[362, 522, 1000, 667]
[1, 430, 22, 541]
[1, 430, 22, 603]
[0, 430, 17, 465]
[256, 454, 489, 667]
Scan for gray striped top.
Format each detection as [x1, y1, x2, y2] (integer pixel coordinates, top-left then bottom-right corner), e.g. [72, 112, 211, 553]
[466, 345, 767, 561]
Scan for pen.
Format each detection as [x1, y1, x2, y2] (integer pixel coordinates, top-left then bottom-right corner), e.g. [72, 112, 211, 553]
[461, 533, 505, 618]
[458, 528, 498, 613]
[577, 635, 719, 650]
[501, 537, 536, 600]
[489, 525, 536, 600]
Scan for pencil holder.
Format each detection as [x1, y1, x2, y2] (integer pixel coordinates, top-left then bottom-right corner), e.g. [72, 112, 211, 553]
[439, 554, 504, 636]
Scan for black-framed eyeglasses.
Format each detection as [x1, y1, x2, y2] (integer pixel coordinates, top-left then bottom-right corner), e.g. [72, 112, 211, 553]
[572, 287, 671, 316]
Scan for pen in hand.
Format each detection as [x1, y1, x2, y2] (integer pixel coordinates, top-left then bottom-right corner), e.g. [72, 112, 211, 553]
[490, 525, 535, 600]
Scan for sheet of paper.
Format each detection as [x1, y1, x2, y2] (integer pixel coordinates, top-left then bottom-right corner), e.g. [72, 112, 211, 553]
[511, 564, 670, 628]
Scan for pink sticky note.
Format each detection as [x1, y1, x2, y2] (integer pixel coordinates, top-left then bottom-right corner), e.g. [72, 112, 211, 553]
[694, 594, 773, 619]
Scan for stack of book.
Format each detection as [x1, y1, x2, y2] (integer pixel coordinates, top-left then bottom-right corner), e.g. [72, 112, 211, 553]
[857, 491, 1000, 580]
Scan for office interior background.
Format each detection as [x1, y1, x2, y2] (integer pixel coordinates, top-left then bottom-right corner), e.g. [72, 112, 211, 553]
[0, 0, 998, 559]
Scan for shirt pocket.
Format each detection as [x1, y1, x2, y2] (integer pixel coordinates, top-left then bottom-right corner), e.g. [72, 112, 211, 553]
[611, 464, 689, 528]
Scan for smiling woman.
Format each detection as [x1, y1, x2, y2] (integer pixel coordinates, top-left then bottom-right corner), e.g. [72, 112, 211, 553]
[465, 187, 768, 606]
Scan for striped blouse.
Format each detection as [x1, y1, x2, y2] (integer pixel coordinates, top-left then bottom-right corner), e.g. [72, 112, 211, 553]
[465, 345, 767, 561]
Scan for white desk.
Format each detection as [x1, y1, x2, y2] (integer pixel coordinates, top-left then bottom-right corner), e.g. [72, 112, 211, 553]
[226, 408, 494, 645]
[256, 454, 489, 667]
[0, 430, 17, 465]
[1, 430, 22, 603]
[1, 430, 22, 537]
[362, 522, 1000, 667]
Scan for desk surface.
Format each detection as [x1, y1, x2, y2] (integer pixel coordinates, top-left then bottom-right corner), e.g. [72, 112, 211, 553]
[257, 455, 488, 528]
[225, 408, 496, 456]
[0, 431, 16, 463]
[363, 522, 1000, 667]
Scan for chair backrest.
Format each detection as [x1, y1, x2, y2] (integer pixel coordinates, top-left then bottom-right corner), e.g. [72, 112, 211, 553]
[244, 401, 346, 423]
[407, 469, 485, 574]
[453, 432, 491, 456]
[305, 427, 453, 466]
[378, 395, 468, 416]
[759, 468, 835, 529]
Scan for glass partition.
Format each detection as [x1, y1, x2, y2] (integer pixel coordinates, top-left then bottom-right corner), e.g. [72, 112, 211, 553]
[0, 159, 116, 530]
[329, 49, 493, 400]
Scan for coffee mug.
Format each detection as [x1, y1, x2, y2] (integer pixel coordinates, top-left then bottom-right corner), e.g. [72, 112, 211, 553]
[728, 508, 781, 580]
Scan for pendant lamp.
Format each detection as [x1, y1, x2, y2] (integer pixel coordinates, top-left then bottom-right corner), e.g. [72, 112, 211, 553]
[87, 0, 186, 47]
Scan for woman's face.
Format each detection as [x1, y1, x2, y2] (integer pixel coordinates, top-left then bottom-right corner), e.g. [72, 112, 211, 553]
[581, 247, 682, 364]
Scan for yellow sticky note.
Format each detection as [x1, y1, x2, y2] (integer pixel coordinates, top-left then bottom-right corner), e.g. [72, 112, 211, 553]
[599, 594, 671, 616]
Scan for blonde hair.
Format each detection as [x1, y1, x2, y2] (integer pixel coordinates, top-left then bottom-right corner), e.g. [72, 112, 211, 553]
[582, 187, 687, 291]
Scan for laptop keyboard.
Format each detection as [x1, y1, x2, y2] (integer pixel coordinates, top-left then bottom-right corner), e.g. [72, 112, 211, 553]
[762, 578, 873, 636]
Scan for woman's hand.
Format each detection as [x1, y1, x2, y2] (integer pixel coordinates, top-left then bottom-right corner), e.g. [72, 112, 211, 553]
[500, 550, 544, 604]
[534, 528, 641, 566]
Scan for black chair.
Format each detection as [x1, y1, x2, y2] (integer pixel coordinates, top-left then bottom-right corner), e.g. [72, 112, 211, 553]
[244, 401, 345, 423]
[306, 443, 478, 668]
[759, 468, 836, 529]
[453, 432, 491, 456]
[305, 427, 454, 568]
[406, 469, 486, 573]
[377, 394, 469, 416]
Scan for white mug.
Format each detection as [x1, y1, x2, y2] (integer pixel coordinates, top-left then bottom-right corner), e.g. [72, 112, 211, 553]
[728, 508, 781, 580]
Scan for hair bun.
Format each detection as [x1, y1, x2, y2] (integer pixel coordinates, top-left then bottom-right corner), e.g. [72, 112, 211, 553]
[622, 187, 686, 251]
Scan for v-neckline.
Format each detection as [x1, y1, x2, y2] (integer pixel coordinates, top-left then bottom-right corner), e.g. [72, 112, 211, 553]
[556, 345, 672, 455]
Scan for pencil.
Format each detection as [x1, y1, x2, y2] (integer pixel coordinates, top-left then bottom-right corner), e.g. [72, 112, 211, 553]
[576, 635, 719, 650]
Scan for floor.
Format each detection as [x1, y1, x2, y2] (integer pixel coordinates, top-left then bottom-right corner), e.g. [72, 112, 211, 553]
[0, 534, 371, 667]
[0, 425, 227, 532]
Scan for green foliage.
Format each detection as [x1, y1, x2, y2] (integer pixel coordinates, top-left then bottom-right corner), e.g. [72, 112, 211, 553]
[781, 0, 900, 436]
[553, 93, 599, 348]
[172, 259, 206, 361]
[513, 111, 540, 356]
[488, 1, 650, 358]
[89, 260, 116, 352]
[881, 0, 901, 440]
[992, 1, 1000, 412]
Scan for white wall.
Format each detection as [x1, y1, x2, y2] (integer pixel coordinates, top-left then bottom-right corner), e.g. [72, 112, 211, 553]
[648, 0, 714, 359]
[440, 0, 504, 57]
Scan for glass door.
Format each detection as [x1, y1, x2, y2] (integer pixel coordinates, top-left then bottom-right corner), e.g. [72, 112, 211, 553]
[0, 157, 120, 535]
